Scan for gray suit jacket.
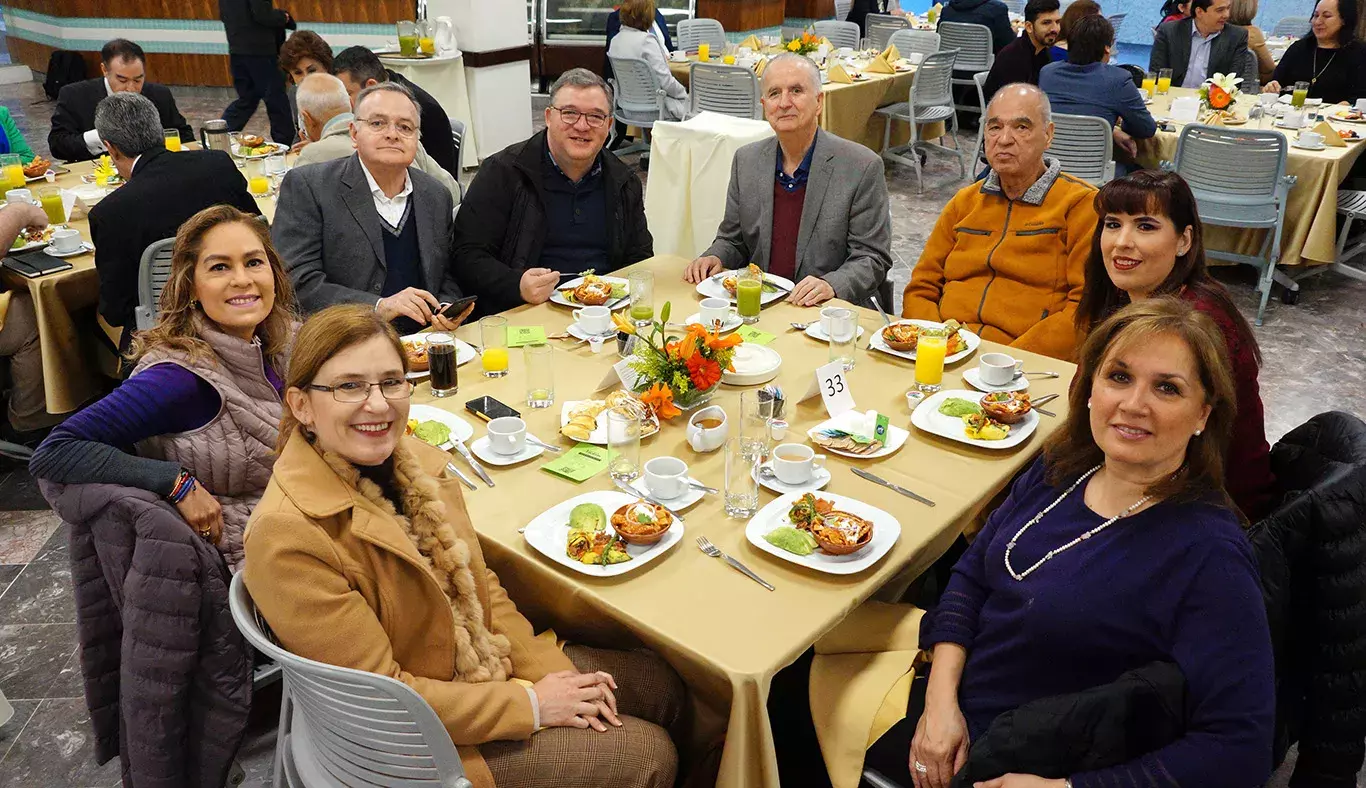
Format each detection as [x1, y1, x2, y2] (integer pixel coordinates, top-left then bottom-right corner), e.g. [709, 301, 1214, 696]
[702, 129, 893, 306]
[272, 154, 460, 314]
[1150, 17, 1250, 88]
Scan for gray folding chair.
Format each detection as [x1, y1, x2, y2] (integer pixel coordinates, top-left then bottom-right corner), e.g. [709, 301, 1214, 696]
[677, 18, 726, 52]
[1240, 48, 1261, 91]
[1270, 16, 1311, 37]
[835, 0, 853, 21]
[866, 12, 910, 30]
[687, 62, 762, 120]
[134, 237, 176, 331]
[228, 576, 474, 788]
[888, 29, 940, 63]
[1107, 12, 1128, 38]
[865, 21, 907, 51]
[971, 70, 990, 169]
[1167, 124, 1297, 324]
[448, 117, 465, 200]
[814, 19, 861, 49]
[1045, 113, 1115, 185]
[607, 56, 666, 158]
[1274, 190, 1366, 302]
[1004, 0, 1027, 15]
[875, 49, 965, 192]
[937, 22, 995, 117]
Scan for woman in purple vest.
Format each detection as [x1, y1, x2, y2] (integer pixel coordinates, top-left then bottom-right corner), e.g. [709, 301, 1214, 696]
[31, 205, 298, 571]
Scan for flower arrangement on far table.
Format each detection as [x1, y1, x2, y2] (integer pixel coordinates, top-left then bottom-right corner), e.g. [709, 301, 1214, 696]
[613, 303, 744, 419]
[785, 31, 822, 55]
[1199, 73, 1243, 111]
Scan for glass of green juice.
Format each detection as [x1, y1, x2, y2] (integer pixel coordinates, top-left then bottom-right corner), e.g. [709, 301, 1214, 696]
[37, 185, 65, 224]
[1291, 81, 1309, 109]
[736, 267, 762, 325]
[628, 270, 654, 325]
[397, 21, 419, 56]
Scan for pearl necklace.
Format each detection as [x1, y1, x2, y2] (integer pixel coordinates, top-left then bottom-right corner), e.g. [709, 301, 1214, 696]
[1004, 465, 1154, 581]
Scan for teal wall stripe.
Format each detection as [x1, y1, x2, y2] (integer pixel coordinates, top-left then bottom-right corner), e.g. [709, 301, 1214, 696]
[2, 7, 392, 38]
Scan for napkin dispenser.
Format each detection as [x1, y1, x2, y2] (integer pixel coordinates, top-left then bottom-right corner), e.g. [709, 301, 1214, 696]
[1170, 96, 1200, 123]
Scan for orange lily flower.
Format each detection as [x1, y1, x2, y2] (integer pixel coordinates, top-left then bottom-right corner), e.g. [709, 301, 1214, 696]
[641, 382, 682, 420]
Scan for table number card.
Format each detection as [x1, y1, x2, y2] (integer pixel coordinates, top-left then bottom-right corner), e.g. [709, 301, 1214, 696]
[506, 326, 548, 348]
[797, 359, 856, 418]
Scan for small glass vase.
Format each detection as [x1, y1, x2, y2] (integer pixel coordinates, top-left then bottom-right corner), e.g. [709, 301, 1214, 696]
[670, 382, 719, 412]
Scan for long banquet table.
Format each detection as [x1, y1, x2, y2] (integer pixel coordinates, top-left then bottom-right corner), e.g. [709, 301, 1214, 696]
[413, 254, 1076, 788]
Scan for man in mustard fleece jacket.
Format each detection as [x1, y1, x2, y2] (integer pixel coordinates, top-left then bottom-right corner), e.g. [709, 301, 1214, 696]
[903, 84, 1097, 362]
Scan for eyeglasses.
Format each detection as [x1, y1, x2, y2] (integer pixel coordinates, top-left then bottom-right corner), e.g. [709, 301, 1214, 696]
[354, 117, 420, 138]
[550, 106, 610, 128]
[307, 378, 412, 403]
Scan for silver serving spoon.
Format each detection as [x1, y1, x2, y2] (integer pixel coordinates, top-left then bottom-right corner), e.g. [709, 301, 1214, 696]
[868, 296, 893, 326]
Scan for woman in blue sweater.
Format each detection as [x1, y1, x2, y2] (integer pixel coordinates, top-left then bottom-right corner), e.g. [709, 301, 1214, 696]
[870, 297, 1274, 788]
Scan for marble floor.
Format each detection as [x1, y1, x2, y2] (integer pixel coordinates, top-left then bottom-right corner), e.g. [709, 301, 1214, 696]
[1, 76, 1364, 786]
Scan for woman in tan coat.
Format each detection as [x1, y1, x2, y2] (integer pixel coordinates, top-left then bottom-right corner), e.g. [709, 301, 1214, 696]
[1231, 0, 1276, 84]
[243, 304, 683, 788]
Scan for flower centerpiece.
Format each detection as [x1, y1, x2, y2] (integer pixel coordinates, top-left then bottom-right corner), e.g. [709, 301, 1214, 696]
[612, 302, 743, 418]
[784, 31, 822, 55]
[1198, 72, 1243, 112]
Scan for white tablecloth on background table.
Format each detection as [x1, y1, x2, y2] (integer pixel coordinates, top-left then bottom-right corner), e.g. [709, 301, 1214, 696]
[379, 52, 479, 170]
[644, 111, 776, 259]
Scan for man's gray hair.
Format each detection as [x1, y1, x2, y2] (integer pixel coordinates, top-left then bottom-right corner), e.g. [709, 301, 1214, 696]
[987, 82, 1053, 125]
[548, 67, 613, 108]
[354, 81, 421, 124]
[93, 92, 164, 158]
[763, 53, 823, 93]
[297, 72, 352, 121]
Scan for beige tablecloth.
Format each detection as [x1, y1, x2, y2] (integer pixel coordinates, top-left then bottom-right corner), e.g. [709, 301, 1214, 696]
[415, 255, 1076, 788]
[1138, 87, 1366, 265]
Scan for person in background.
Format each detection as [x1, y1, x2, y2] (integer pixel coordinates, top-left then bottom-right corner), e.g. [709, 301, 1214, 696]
[1160, 0, 1193, 24]
[278, 29, 335, 86]
[1039, 15, 1157, 172]
[217, 0, 296, 145]
[1150, 0, 1249, 88]
[0, 106, 35, 164]
[332, 46, 459, 177]
[940, 0, 1016, 52]
[903, 84, 1097, 361]
[86, 93, 261, 351]
[607, 0, 689, 121]
[1231, 0, 1276, 84]
[983, 0, 1063, 100]
[1263, 0, 1366, 104]
[849, 0, 905, 35]
[452, 69, 652, 316]
[1050, 0, 1100, 61]
[0, 202, 57, 443]
[30, 205, 298, 571]
[48, 39, 194, 163]
[1076, 170, 1275, 521]
[683, 54, 893, 308]
[292, 73, 460, 203]
[603, 0, 675, 149]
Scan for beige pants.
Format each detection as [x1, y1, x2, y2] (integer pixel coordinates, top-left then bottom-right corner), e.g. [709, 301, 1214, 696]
[0, 291, 51, 432]
[481, 645, 685, 788]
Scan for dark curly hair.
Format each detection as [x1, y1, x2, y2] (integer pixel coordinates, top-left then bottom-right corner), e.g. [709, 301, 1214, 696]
[279, 30, 334, 82]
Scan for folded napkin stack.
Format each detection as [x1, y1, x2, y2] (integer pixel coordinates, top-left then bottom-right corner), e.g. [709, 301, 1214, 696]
[739, 34, 764, 50]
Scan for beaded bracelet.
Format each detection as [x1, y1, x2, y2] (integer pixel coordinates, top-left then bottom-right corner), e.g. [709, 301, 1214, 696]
[167, 470, 197, 504]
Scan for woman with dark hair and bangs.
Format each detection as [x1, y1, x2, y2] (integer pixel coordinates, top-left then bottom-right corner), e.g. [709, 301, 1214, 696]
[1076, 170, 1275, 521]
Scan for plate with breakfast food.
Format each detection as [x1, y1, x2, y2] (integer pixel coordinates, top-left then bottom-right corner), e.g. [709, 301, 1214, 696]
[869, 318, 979, 364]
[400, 333, 477, 380]
[746, 491, 900, 575]
[522, 492, 683, 577]
[695, 263, 793, 306]
[405, 403, 474, 447]
[232, 134, 289, 158]
[1200, 109, 1247, 125]
[551, 271, 630, 308]
[22, 156, 67, 182]
[807, 409, 909, 459]
[1331, 107, 1366, 123]
[1339, 128, 1364, 142]
[559, 391, 661, 444]
[9, 226, 54, 252]
[911, 389, 1039, 449]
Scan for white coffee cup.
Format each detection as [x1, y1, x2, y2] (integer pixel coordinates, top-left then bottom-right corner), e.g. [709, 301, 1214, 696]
[1282, 112, 1307, 129]
[49, 228, 83, 253]
[572, 305, 612, 335]
[1260, 93, 1279, 108]
[644, 456, 689, 500]
[1305, 97, 1324, 109]
[979, 352, 1024, 386]
[686, 405, 728, 452]
[819, 305, 849, 338]
[486, 416, 527, 456]
[699, 297, 731, 327]
[5, 188, 32, 205]
[1356, 98, 1366, 113]
[1299, 131, 1325, 148]
[771, 443, 825, 485]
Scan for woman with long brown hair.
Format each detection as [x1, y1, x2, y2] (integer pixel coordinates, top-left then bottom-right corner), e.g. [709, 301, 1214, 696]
[31, 205, 297, 570]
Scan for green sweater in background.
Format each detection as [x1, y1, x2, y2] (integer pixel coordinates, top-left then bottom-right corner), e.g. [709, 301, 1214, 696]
[0, 106, 35, 163]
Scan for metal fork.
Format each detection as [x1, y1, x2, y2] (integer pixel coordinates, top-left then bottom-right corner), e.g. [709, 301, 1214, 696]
[696, 536, 775, 591]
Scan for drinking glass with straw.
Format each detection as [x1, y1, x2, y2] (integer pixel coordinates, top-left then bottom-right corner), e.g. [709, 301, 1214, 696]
[479, 316, 509, 378]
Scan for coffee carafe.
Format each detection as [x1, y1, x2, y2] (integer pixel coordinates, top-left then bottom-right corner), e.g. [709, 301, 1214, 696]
[200, 119, 231, 153]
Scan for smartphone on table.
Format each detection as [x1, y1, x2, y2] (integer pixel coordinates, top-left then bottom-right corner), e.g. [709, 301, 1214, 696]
[437, 295, 477, 320]
[465, 396, 521, 422]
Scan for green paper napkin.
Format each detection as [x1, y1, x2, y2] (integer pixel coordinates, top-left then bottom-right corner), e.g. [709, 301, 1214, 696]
[736, 324, 776, 345]
[507, 326, 548, 348]
[541, 443, 610, 482]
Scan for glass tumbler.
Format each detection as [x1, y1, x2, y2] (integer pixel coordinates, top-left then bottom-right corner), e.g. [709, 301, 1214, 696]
[628, 270, 654, 325]
[163, 129, 182, 151]
[606, 409, 641, 482]
[739, 390, 775, 462]
[479, 316, 509, 377]
[826, 307, 857, 370]
[426, 333, 458, 398]
[523, 343, 554, 408]
[723, 438, 760, 518]
[397, 21, 419, 56]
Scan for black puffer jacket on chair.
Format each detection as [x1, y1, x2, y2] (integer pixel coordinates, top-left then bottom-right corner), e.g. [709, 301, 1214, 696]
[1249, 411, 1366, 788]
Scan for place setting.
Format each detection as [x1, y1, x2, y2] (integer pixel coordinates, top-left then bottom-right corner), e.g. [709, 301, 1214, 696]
[684, 297, 743, 334]
[695, 264, 794, 309]
[960, 351, 1059, 393]
[469, 416, 556, 466]
[867, 317, 980, 364]
[745, 489, 902, 575]
[401, 332, 477, 381]
[551, 270, 631, 309]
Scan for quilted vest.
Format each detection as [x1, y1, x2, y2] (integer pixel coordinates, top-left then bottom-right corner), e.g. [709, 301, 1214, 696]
[132, 318, 285, 571]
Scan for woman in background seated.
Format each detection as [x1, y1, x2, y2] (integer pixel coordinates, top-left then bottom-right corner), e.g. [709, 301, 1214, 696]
[607, 0, 689, 121]
[1231, 0, 1275, 84]
[0, 106, 36, 164]
[1263, 0, 1366, 103]
[1050, 0, 1100, 60]
[243, 304, 683, 788]
[864, 297, 1274, 787]
[1076, 170, 1275, 520]
[30, 206, 295, 570]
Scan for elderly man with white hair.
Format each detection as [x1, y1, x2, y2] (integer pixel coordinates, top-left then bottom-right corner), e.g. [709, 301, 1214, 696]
[293, 72, 460, 203]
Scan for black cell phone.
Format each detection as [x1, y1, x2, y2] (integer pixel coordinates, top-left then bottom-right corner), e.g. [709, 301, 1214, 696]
[438, 295, 477, 319]
[465, 395, 520, 422]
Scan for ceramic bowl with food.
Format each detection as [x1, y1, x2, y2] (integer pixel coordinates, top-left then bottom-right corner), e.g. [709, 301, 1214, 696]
[881, 323, 921, 352]
[22, 156, 51, 178]
[610, 501, 673, 545]
[402, 338, 429, 372]
[237, 133, 266, 148]
[811, 510, 874, 555]
[979, 391, 1032, 424]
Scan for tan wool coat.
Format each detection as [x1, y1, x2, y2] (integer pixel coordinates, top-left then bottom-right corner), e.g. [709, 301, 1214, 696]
[243, 431, 576, 788]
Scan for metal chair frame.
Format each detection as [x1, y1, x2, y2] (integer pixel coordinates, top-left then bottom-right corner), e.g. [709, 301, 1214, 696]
[1045, 112, 1116, 185]
[876, 48, 965, 192]
[687, 62, 762, 120]
[936, 22, 995, 117]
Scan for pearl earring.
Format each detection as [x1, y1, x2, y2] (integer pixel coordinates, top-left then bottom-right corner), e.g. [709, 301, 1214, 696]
[1086, 401, 1091, 409]
[1194, 429, 1202, 436]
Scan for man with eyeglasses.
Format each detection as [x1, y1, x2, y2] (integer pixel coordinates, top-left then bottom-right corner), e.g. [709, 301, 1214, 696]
[272, 82, 466, 335]
[452, 68, 653, 316]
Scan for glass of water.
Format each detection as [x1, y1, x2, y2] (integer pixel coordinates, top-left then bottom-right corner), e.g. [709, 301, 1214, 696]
[826, 307, 857, 370]
[723, 438, 760, 518]
[606, 409, 641, 482]
[739, 390, 774, 461]
[523, 343, 554, 408]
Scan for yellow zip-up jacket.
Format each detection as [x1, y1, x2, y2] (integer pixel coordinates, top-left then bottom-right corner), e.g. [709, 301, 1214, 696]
[902, 161, 1098, 361]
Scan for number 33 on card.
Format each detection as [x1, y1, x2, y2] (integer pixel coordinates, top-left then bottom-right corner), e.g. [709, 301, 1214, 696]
[798, 359, 856, 418]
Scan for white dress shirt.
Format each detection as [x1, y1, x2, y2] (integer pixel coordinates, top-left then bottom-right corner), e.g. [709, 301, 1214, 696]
[358, 157, 414, 229]
[1182, 24, 1222, 88]
[82, 79, 115, 156]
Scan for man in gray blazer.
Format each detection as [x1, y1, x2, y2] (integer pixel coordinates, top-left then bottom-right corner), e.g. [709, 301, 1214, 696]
[683, 54, 893, 307]
[272, 81, 465, 333]
[1150, 0, 1248, 88]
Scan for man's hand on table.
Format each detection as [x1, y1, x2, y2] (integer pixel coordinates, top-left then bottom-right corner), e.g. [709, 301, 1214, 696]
[533, 670, 623, 732]
[684, 255, 724, 283]
[520, 268, 562, 305]
[1262, 80, 1282, 94]
[787, 276, 835, 306]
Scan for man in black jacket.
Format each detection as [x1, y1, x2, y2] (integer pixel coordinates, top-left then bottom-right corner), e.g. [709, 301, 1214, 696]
[332, 46, 459, 177]
[217, 0, 296, 145]
[86, 93, 261, 349]
[940, 0, 1018, 52]
[982, 0, 1061, 100]
[47, 39, 194, 163]
[452, 69, 653, 317]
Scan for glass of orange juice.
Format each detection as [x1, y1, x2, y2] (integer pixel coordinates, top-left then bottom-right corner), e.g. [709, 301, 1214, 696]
[914, 326, 948, 393]
[419, 19, 436, 55]
[0, 154, 23, 191]
[480, 315, 510, 377]
[698, 42, 711, 61]
[1141, 71, 1156, 97]
[164, 128, 182, 151]
[245, 159, 271, 196]
[1156, 68, 1172, 95]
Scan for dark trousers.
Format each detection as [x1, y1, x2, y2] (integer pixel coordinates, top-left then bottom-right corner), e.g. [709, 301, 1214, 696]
[221, 54, 294, 145]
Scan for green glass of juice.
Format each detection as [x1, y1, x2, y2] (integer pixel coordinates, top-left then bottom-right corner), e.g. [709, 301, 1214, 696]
[1291, 81, 1309, 109]
[628, 270, 654, 324]
[736, 269, 762, 325]
[398, 21, 419, 56]
[37, 186, 65, 224]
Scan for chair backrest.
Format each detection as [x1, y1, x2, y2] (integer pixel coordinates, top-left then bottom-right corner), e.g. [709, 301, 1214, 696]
[814, 20, 861, 49]
[973, 70, 990, 164]
[866, 12, 910, 30]
[1270, 15, 1310, 37]
[1106, 12, 1128, 37]
[228, 576, 472, 787]
[677, 18, 726, 52]
[888, 29, 940, 62]
[608, 56, 664, 126]
[448, 117, 466, 201]
[911, 49, 959, 108]
[1045, 112, 1116, 185]
[937, 21, 995, 72]
[135, 237, 176, 331]
[1004, 0, 1026, 16]
[1173, 124, 1288, 203]
[688, 62, 762, 120]
[1241, 47, 1260, 91]
[866, 21, 906, 50]
[835, 0, 853, 21]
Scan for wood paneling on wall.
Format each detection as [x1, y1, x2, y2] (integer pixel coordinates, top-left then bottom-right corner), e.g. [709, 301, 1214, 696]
[11, 38, 236, 87]
[4, 0, 412, 23]
[785, 0, 835, 17]
[696, 0, 786, 31]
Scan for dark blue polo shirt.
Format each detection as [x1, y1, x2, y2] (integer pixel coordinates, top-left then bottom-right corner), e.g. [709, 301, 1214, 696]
[539, 143, 610, 274]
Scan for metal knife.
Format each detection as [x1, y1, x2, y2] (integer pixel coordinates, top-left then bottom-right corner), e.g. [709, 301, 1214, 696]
[688, 480, 719, 495]
[851, 468, 936, 507]
[525, 436, 563, 454]
[445, 461, 478, 490]
[451, 439, 495, 487]
[613, 478, 685, 523]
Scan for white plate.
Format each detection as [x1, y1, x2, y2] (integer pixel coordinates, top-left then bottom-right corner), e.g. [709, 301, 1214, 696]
[868, 319, 980, 365]
[910, 389, 1039, 450]
[684, 311, 743, 333]
[406, 404, 475, 445]
[803, 322, 866, 342]
[753, 461, 832, 495]
[469, 434, 545, 466]
[232, 141, 289, 159]
[625, 475, 706, 510]
[722, 344, 782, 386]
[42, 242, 93, 258]
[696, 271, 794, 305]
[566, 321, 618, 340]
[550, 276, 630, 309]
[559, 400, 661, 445]
[806, 410, 909, 459]
[962, 367, 1029, 393]
[522, 491, 683, 577]
[745, 490, 900, 575]
[401, 333, 477, 380]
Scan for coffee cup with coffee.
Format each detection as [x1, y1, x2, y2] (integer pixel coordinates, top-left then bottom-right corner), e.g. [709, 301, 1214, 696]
[644, 457, 690, 500]
[699, 297, 731, 327]
[978, 352, 1024, 386]
[487, 416, 527, 456]
[771, 443, 825, 486]
[686, 405, 728, 452]
[572, 305, 613, 336]
[49, 228, 83, 254]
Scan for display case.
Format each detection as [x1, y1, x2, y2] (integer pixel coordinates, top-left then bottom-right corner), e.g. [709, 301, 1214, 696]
[537, 0, 695, 83]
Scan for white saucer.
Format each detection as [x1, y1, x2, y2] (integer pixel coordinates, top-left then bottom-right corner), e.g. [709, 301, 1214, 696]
[804, 322, 866, 342]
[962, 367, 1029, 393]
[42, 242, 93, 258]
[625, 476, 706, 510]
[1292, 141, 1327, 150]
[567, 322, 617, 340]
[685, 311, 742, 333]
[753, 461, 832, 494]
[469, 435, 546, 466]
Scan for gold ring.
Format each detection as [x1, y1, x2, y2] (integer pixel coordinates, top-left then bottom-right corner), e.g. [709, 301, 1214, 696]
[199, 527, 211, 538]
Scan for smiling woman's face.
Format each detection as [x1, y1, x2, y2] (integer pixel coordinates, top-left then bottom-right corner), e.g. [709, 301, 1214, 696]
[287, 334, 411, 466]
[1100, 208, 1193, 300]
[192, 221, 275, 342]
